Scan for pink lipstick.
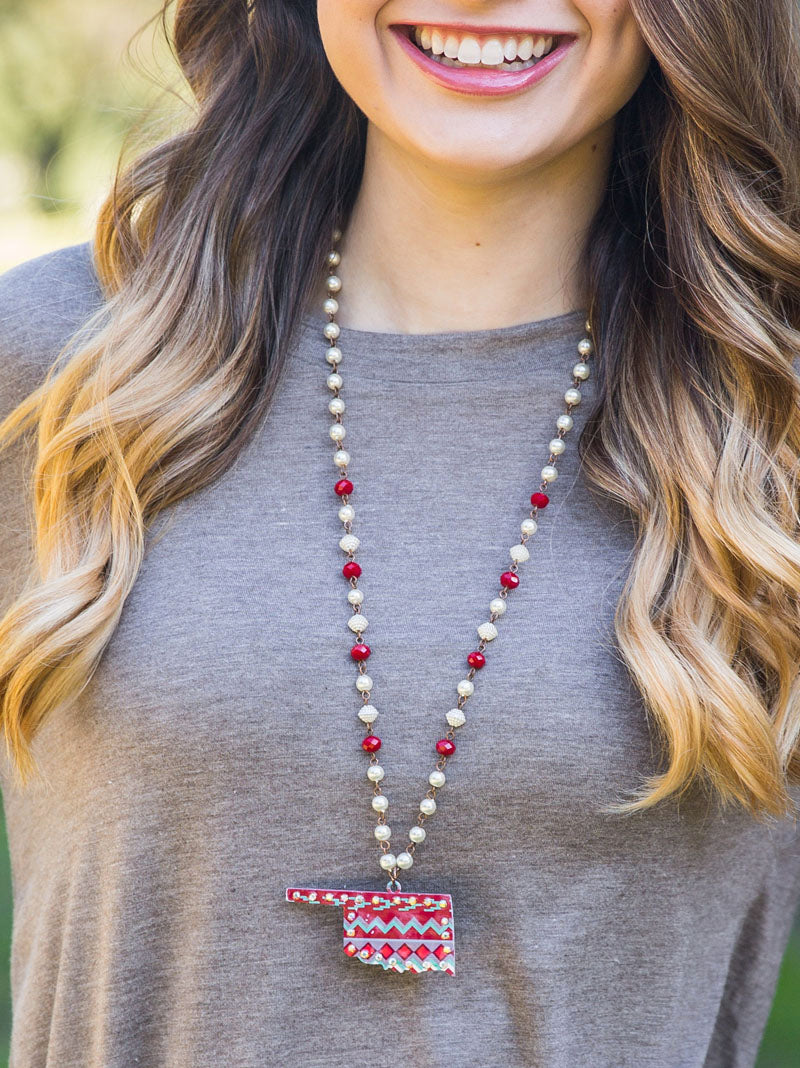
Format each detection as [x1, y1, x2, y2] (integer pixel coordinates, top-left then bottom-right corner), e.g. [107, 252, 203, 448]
[390, 24, 578, 98]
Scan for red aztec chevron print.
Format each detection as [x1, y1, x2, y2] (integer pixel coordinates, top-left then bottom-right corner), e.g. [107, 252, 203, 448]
[286, 886, 456, 975]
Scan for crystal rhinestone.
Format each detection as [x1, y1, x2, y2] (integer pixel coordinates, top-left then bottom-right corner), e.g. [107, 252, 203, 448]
[510, 544, 529, 563]
[367, 765, 385, 782]
[467, 651, 485, 669]
[347, 614, 368, 632]
[339, 534, 359, 553]
[334, 478, 353, 497]
[490, 597, 506, 616]
[429, 769, 446, 788]
[446, 708, 466, 727]
[531, 491, 549, 508]
[564, 387, 582, 405]
[456, 679, 474, 697]
[435, 738, 455, 756]
[477, 622, 498, 641]
[541, 465, 558, 482]
[409, 825, 426, 843]
[334, 449, 350, 467]
[420, 798, 437, 815]
[500, 571, 519, 589]
[373, 822, 390, 839]
[342, 560, 361, 579]
[379, 853, 397, 870]
[371, 794, 388, 812]
[350, 643, 371, 660]
[358, 704, 379, 723]
[355, 674, 372, 691]
[396, 852, 414, 869]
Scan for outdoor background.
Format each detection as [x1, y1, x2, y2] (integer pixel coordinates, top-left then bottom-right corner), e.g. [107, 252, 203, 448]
[0, 1, 798, 1064]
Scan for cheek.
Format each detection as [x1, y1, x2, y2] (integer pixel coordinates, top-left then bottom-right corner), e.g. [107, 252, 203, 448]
[316, 1, 384, 105]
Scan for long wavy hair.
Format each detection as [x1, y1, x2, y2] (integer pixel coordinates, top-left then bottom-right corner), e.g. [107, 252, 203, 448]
[1, 0, 800, 817]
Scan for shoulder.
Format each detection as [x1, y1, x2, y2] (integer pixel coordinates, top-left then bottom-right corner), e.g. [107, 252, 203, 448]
[0, 241, 105, 412]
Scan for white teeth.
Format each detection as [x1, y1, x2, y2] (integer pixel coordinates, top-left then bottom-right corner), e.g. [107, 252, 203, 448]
[419, 26, 432, 50]
[430, 28, 445, 55]
[532, 35, 547, 58]
[456, 36, 482, 65]
[444, 33, 460, 59]
[409, 25, 559, 69]
[503, 37, 517, 61]
[480, 38, 505, 65]
[517, 34, 534, 61]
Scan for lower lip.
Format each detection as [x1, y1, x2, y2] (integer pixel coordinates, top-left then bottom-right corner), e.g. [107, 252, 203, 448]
[390, 28, 577, 97]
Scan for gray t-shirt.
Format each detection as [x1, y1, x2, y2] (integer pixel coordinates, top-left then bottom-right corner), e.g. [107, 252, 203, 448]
[1, 242, 798, 1068]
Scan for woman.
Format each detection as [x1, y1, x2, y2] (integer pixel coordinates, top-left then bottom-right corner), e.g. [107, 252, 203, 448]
[1, 0, 799, 1064]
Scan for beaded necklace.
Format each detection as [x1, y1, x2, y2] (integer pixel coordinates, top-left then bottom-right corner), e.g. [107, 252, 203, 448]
[287, 227, 594, 975]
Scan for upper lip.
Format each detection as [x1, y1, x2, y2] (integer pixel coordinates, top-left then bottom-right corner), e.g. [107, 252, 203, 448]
[391, 22, 576, 37]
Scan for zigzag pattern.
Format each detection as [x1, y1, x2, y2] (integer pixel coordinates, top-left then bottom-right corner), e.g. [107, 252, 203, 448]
[345, 915, 451, 937]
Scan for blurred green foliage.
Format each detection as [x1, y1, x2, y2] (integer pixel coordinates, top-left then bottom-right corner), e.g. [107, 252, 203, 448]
[0, 2, 798, 1065]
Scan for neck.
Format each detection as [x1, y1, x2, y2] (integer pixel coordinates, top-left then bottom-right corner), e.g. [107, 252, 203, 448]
[327, 121, 612, 334]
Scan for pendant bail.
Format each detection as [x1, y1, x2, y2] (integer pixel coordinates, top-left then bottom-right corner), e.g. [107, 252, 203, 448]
[386, 876, 402, 892]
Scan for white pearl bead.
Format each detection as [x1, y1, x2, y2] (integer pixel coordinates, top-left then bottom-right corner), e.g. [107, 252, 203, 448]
[323, 297, 339, 315]
[340, 534, 359, 553]
[329, 397, 345, 415]
[327, 250, 341, 268]
[326, 274, 342, 292]
[327, 373, 343, 391]
[329, 423, 345, 441]
[338, 504, 354, 522]
[409, 825, 426, 843]
[549, 438, 565, 456]
[429, 769, 446, 788]
[578, 337, 593, 356]
[355, 674, 372, 691]
[379, 853, 396, 870]
[359, 704, 378, 723]
[573, 361, 590, 380]
[348, 589, 363, 606]
[323, 322, 340, 341]
[367, 765, 385, 782]
[477, 621, 498, 641]
[521, 518, 537, 535]
[374, 824, 391, 841]
[347, 612, 367, 631]
[565, 387, 582, 405]
[541, 465, 558, 482]
[334, 449, 350, 467]
[510, 544, 529, 563]
[420, 798, 437, 815]
[372, 794, 388, 812]
[557, 413, 573, 431]
[325, 346, 342, 364]
[457, 678, 474, 697]
[490, 597, 506, 616]
[396, 852, 413, 869]
[446, 708, 466, 727]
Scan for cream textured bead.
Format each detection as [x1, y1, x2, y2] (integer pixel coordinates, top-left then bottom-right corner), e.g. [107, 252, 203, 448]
[326, 250, 341, 268]
[323, 297, 339, 315]
[490, 597, 506, 616]
[477, 621, 498, 641]
[573, 361, 590, 380]
[521, 518, 538, 535]
[332, 227, 342, 241]
[446, 708, 466, 727]
[338, 504, 354, 522]
[379, 853, 396, 870]
[371, 794, 388, 812]
[327, 373, 343, 391]
[340, 534, 359, 553]
[334, 449, 350, 467]
[367, 765, 385, 782]
[457, 679, 474, 697]
[355, 674, 372, 691]
[347, 612, 367, 631]
[510, 544, 530, 563]
[326, 274, 342, 292]
[409, 825, 426, 843]
[429, 769, 446, 788]
[396, 852, 413, 869]
[374, 824, 391, 841]
[347, 588, 363, 605]
[557, 413, 573, 431]
[549, 438, 566, 455]
[323, 322, 340, 341]
[329, 423, 346, 442]
[325, 346, 342, 365]
[329, 397, 345, 415]
[565, 387, 582, 405]
[541, 465, 558, 482]
[578, 338, 593, 356]
[420, 798, 437, 815]
[358, 704, 378, 723]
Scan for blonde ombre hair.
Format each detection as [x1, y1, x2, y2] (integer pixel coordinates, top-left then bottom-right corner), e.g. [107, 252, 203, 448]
[1, 0, 800, 817]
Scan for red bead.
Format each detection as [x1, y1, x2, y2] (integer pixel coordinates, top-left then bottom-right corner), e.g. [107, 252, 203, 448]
[362, 736, 382, 752]
[342, 561, 361, 579]
[530, 491, 549, 509]
[467, 651, 486, 669]
[335, 478, 353, 496]
[435, 738, 456, 756]
[500, 571, 519, 589]
[350, 643, 371, 661]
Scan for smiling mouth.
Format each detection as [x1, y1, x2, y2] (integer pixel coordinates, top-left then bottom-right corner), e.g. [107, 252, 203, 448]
[395, 24, 569, 71]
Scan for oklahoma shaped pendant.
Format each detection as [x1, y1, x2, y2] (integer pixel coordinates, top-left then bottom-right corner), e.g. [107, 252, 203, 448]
[286, 886, 456, 975]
